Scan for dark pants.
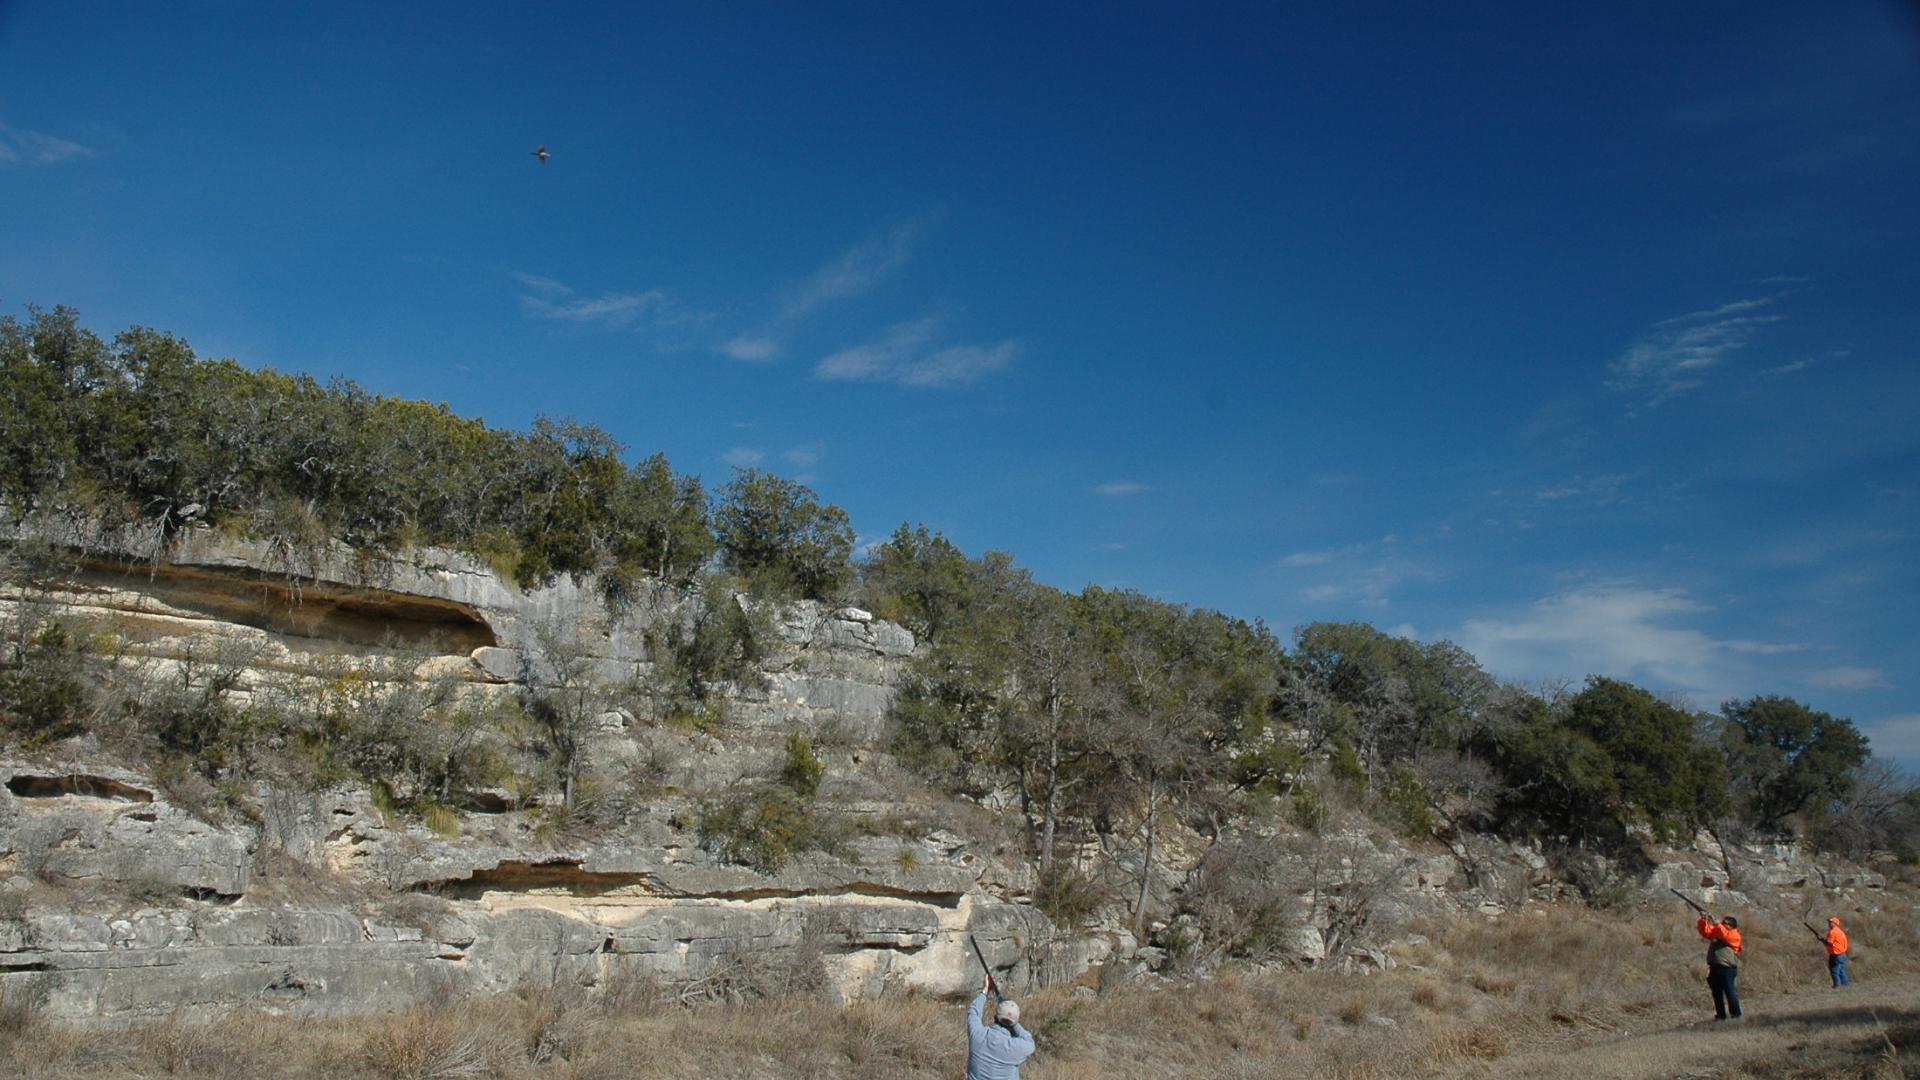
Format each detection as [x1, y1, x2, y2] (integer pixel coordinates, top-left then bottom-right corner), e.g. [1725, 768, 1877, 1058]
[1830, 954, 1851, 987]
[1708, 965, 1742, 1018]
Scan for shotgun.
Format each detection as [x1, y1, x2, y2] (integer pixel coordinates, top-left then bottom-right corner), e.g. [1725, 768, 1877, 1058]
[1669, 887, 1709, 917]
[969, 934, 1000, 1003]
[1802, 919, 1827, 942]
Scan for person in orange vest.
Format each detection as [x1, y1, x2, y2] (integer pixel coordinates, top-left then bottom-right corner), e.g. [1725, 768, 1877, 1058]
[1697, 913, 1743, 1020]
[1823, 916, 1851, 987]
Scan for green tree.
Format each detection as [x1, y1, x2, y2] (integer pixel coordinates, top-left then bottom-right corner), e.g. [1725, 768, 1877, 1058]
[1721, 695, 1870, 833]
[859, 523, 974, 642]
[1475, 689, 1623, 845]
[886, 550, 1027, 788]
[714, 468, 854, 601]
[617, 454, 715, 585]
[1289, 622, 1493, 784]
[1563, 677, 1727, 840]
[0, 306, 112, 511]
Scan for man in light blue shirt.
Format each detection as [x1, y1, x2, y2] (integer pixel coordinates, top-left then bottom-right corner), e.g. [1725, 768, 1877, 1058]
[966, 973, 1036, 1080]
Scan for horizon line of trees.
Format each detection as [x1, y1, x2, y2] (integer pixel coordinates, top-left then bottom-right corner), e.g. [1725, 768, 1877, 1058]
[1, 305, 849, 601]
[863, 523, 1911, 907]
[5, 306, 1915, 902]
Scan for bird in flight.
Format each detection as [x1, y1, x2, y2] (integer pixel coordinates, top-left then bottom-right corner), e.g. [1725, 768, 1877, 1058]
[532, 145, 550, 165]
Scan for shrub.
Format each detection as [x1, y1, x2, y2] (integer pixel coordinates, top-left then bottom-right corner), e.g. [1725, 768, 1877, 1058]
[1329, 739, 1365, 788]
[1379, 762, 1434, 838]
[697, 788, 843, 872]
[780, 732, 825, 798]
[1035, 865, 1108, 928]
[0, 619, 92, 746]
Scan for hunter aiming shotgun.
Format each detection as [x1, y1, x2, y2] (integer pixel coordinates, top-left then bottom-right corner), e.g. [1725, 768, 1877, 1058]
[964, 933, 1035, 1078]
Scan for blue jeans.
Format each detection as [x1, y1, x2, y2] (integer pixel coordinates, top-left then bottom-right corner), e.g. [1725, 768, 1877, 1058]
[1831, 954, 1851, 987]
[1708, 966, 1741, 1018]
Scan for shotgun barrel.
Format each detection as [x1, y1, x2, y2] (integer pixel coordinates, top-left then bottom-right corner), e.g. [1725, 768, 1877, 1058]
[1669, 887, 1709, 916]
[968, 934, 1000, 1002]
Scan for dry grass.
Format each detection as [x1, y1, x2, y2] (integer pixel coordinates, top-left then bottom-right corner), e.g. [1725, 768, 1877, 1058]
[1, 899, 1914, 1079]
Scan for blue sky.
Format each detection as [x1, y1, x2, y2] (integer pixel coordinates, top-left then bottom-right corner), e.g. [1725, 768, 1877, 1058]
[4, 3, 1918, 761]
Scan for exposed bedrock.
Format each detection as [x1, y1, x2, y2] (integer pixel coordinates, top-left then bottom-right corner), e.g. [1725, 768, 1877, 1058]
[0, 528, 1076, 1020]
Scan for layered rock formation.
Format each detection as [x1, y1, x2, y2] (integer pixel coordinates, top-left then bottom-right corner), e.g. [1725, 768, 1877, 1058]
[0, 526, 1063, 1021]
[0, 523, 1890, 1020]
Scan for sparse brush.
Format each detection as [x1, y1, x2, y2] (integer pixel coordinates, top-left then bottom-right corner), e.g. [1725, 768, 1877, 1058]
[360, 1005, 516, 1079]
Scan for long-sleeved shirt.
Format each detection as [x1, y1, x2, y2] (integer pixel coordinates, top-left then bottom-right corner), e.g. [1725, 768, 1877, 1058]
[1697, 916, 1743, 967]
[967, 992, 1036, 1080]
[1826, 925, 1849, 957]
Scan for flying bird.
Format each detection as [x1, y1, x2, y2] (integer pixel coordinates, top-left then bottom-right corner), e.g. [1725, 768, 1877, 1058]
[532, 145, 549, 164]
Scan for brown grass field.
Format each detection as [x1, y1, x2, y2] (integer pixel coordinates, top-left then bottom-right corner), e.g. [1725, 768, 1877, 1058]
[4, 902, 1915, 1079]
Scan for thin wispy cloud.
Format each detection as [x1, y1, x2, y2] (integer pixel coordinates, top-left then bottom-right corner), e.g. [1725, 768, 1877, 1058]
[1278, 547, 1344, 568]
[1608, 296, 1783, 406]
[1863, 714, 1920, 760]
[511, 271, 704, 332]
[1290, 539, 1434, 609]
[780, 216, 928, 320]
[1810, 666, 1891, 690]
[721, 336, 780, 362]
[721, 447, 765, 467]
[0, 122, 95, 167]
[815, 316, 1018, 387]
[1458, 586, 1809, 707]
[714, 213, 939, 362]
[1093, 482, 1149, 497]
[1533, 474, 1627, 507]
[508, 271, 571, 297]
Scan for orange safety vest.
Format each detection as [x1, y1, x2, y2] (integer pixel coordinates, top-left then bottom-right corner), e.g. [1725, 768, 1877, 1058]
[1826, 925, 1849, 957]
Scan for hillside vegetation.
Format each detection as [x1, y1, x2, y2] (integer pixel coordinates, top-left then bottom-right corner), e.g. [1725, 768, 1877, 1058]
[3, 305, 1917, 957]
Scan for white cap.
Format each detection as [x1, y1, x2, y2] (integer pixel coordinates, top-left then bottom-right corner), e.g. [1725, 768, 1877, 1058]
[998, 999, 1020, 1024]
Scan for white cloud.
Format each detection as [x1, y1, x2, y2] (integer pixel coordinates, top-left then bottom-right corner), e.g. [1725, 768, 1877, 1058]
[1533, 474, 1627, 506]
[782, 444, 823, 469]
[1458, 586, 1808, 707]
[1279, 548, 1341, 568]
[0, 122, 95, 167]
[781, 217, 927, 320]
[815, 316, 1016, 387]
[721, 447, 765, 467]
[507, 271, 571, 297]
[1093, 482, 1149, 497]
[523, 290, 674, 327]
[1863, 714, 1920, 762]
[511, 272, 703, 332]
[901, 342, 1018, 386]
[721, 336, 781, 362]
[1608, 297, 1782, 406]
[1386, 624, 1420, 640]
[1810, 666, 1891, 690]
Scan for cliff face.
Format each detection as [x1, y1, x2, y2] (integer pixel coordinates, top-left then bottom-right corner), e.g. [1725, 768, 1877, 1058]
[0, 524, 1072, 1021]
[0, 523, 1891, 1022]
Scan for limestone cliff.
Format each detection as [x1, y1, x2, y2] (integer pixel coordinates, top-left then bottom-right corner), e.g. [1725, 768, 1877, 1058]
[0, 522, 1890, 1021]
